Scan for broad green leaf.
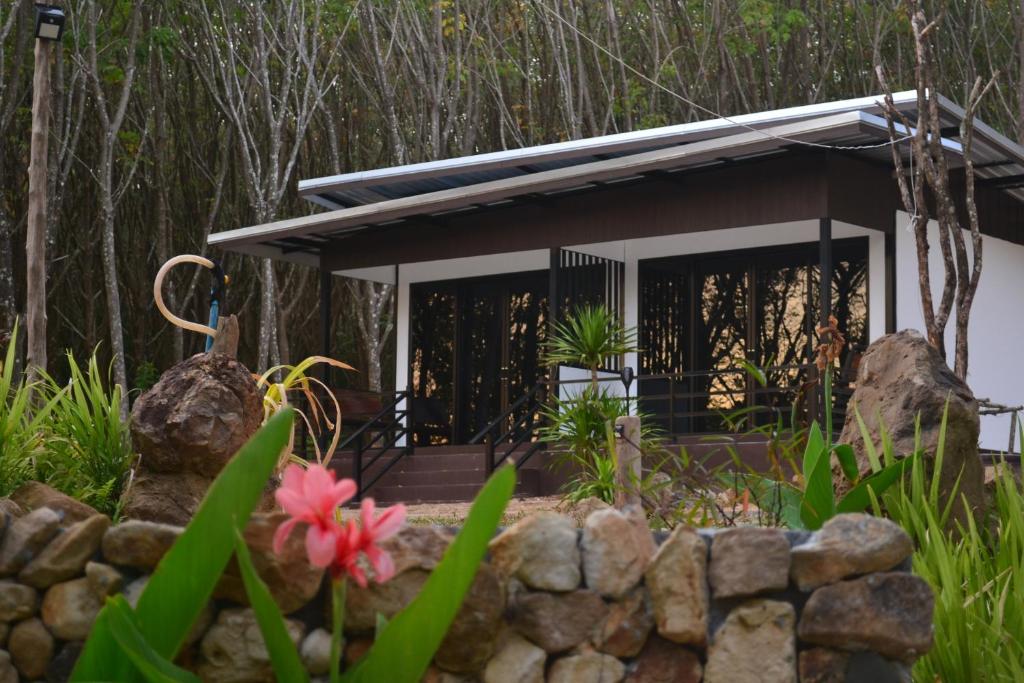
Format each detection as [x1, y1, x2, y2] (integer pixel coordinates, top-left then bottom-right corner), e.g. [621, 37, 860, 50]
[833, 443, 859, 483]
[72, 410, 294, 682]
[233, 527, 309, 683]
[853, 405, 882, 473]
[745, 476, 804, 529]
[802, 422, 826, 482]
[103, 596, 201, 683]
[801, 438, 836, 530]
[342, 466, 516, 683]
[837, 455, 915, 514]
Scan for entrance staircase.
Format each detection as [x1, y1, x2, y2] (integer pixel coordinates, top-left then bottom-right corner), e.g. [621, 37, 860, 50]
[328, 445, 553, 503]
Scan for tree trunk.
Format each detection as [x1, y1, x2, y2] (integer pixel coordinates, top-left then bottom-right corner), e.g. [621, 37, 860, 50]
[256, 257, 277, 372]
[26, 40, 52, 384]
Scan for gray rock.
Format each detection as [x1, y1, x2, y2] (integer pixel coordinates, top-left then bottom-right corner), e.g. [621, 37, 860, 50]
[345, 568, 428, 634]
[798, 572, 934, 660]
[709, 526, 790, 598]
[581, 507, 656, 599]
[489, 512, 581, 592]
[798, 647, 849, 683]
[624, 636, 702, 683]
[645, 526, 708, 647]
[790, 514, 913, 591]
[547, 650, 626, 683]
[101, 519, 182, 570]
[836, 330, 985, 526]
[9, 617, 53, 679]
[482, 631, 546, 683]
[85, 561, 124, 599]
[300, 628, 332, 676]
[198, 608, 304, 683]
[595, 587, 653, 658]
[215, 512, 324, 614]
[0, 650, 16, 683]
[19, 514, 110, 588]
[130, 352, 263, 477]
[435, 563, 506, 673]
[0, 507, 61, 576]
[46, 641, 83, 683]
[41, 577, 103, 640]
[10, 481, 99, 525]
[508, 588, 608, 653]
[0, 580, 37, 621]
[704, 599, 797, 683]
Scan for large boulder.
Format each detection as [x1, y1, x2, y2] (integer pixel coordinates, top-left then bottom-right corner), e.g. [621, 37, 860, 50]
[130, 352, 262, 477]
[837, 330, 984, 523]
[124, 353, 264, 523]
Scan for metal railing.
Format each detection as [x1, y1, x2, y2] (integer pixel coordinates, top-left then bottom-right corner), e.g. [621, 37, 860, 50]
[465, 361, 850, 471]
[468, 380, 549, 473]
[335, 388, 414, 498]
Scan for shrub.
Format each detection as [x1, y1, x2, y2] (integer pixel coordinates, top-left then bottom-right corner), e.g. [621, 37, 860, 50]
[881, 441, 1024, 681]
[35, 350, 134, 517]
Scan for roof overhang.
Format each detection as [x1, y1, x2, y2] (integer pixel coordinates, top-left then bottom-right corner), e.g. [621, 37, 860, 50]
[210, 91, 1024, 263]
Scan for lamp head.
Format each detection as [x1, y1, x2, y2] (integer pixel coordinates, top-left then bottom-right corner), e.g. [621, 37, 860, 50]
[34, 4, 65, 42]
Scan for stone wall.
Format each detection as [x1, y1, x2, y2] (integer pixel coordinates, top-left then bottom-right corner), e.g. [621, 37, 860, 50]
[0, 489, 932, 683]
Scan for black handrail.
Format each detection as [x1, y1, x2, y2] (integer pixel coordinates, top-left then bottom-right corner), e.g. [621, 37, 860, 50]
[469, 380, 548, 473]
[331, 387, 414, 499]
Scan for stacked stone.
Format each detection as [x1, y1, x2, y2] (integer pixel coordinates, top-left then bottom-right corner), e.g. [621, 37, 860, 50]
[0, 484, 327, 683]
[0, 482, 933, 682]
[464, 508, 933, 683]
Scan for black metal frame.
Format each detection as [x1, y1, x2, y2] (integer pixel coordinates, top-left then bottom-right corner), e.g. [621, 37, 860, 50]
[334, 387, 415, 499]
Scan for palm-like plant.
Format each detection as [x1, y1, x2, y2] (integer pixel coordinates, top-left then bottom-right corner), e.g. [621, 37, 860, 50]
[544, 305, 638, 391]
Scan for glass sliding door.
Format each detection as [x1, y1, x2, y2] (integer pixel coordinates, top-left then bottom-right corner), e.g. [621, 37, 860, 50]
[409, 271, 548, 445]
[638, 238, 869, 434]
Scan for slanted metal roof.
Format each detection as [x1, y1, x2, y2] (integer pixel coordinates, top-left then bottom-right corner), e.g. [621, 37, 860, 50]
[299, 91, 925, 210]
[210, 91, 1024, 266]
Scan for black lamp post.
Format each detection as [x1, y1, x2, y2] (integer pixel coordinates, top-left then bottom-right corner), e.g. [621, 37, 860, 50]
[34, 4, 65, 41]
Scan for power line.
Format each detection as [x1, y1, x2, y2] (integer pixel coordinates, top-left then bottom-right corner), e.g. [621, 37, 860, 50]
[532, 1, 912, 152]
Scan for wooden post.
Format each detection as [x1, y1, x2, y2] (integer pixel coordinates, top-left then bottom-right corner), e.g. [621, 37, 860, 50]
[26, 39, 53, 383]
[614, 415, 642, 509]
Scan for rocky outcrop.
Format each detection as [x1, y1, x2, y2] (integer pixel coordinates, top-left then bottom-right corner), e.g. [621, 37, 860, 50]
[124, 352, 264, 524]
[837, 330, 985, 524]
[489, 512, 580, 591]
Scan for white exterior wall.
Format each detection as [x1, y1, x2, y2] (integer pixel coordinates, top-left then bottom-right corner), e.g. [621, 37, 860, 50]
[895, 211, 1024, 450]
[386, 219, 886, 428]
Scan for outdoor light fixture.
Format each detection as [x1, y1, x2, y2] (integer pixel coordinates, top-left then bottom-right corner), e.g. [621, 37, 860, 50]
[620, 366, 635, 393]
[34, 4, 65, 42]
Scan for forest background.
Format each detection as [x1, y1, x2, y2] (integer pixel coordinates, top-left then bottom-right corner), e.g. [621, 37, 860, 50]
[1, 0, 1019, 397]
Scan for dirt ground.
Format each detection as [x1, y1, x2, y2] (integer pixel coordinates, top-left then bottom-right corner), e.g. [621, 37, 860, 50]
[400, 495, 564, 527]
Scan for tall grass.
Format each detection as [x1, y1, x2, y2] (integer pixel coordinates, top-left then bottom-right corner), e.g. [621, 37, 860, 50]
[36, 351, 134, 517]
[0, 323, 53, 495]
[0, 327, 134, 516]
[882, 438, 1024, 682]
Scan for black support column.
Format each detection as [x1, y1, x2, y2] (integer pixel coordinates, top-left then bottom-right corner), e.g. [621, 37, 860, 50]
[884, 221, 897, 334]
[319, 267, 332, 384]
[819, 217, 832, 326]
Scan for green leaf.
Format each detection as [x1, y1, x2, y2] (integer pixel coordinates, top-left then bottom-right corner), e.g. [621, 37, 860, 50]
[232, 527, 309, 683]
[833, 443, 859, 483]
[103, 596, 201, 683]
[854, 405, 883, 473]
[837, 455, 915, 514]
[800, 422, 835, 530]
[72, 410, 294, 682]
[342, 466, 516, 683]
[802, 422, 826, 482]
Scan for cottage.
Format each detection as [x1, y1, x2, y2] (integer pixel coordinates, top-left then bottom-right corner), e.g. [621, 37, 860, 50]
[209, 91, 1024, 501]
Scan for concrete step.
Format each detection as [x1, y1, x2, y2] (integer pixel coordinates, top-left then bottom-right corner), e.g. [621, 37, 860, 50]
[368, 466, 541, 504]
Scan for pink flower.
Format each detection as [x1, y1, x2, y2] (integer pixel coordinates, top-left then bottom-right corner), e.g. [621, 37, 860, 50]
[273, 464, 355, 567]
[326, 498, 406, 586]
